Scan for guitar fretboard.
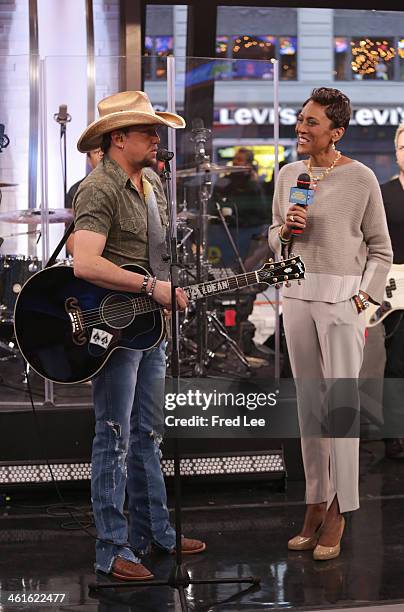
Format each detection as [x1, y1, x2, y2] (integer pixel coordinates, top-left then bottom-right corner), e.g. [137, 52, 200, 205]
[130, 271, 259, 315]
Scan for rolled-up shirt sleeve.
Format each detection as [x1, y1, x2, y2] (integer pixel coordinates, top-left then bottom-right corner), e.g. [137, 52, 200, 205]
[73, 181, 114, 237]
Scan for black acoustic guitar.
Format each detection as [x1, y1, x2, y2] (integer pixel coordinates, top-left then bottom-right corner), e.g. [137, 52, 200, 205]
[14, 257, 305, 384]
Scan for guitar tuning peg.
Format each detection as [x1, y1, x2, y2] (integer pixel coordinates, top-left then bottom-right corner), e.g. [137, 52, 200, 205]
[268, 258, 274, 263]
[273, 278, 278, 283]
[279, 256, 284, 261]
[290, 252, 295, 257]
[275, 283, 281, 289]
[285, 281, 291, 288]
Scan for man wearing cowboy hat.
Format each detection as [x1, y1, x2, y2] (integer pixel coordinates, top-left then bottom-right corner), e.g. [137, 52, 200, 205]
[73, 91, 206, 581]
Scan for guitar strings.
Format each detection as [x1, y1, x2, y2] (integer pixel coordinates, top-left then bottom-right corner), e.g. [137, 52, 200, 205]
[74, 265, 299, 329]
[78, 272, 263, 327]
[80, 301, 162, 328]
[78, 271, 261, 319]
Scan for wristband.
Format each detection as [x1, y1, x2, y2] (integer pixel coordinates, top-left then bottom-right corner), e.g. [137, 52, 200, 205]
[358, 291, 370, 310]
[147, 276, 157, 297]
[278, 225, 291, 245]
[353, 295, 363, 312]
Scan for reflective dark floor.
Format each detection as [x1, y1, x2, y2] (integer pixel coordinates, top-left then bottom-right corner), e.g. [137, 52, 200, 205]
[1, 440, 404, 611]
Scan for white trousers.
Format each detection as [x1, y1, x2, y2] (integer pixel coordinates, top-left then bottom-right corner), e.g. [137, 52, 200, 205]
[283, 297, 366, 513]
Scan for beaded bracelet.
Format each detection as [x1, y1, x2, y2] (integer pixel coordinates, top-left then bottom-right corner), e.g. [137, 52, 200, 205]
[141, 274, 150, 294]
[147, 276, 157, 297]
[278, 225, 291, 245]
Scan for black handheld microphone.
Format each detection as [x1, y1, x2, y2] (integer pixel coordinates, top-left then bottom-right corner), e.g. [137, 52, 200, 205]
[289, 172, 314, 236]
[0, 124, 10, 152]
[157, 149, 174, 163]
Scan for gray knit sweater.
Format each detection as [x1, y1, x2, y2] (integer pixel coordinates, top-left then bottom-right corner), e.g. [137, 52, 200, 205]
[268, 160, 393, 304]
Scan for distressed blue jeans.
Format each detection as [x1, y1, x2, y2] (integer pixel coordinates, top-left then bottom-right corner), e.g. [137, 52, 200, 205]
[91, 342, 175, 573]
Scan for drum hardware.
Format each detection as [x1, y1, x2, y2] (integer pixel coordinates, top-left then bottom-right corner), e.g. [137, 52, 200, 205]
[215, 201, 247, 274]
[0, 339, 18, 361]
[0, 229, 41, 239]
[174, 213, 251, 373]
[177, 211, 217, 222]
[174, 137, 252, 375]
[0, 208, 73, 224]
[0, 254, 42, 323]
[206, 311, 250, 370]
[176, 162, 250, 178]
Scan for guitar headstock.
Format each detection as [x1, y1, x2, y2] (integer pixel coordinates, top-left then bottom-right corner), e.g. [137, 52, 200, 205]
[257, 255, 305, 287]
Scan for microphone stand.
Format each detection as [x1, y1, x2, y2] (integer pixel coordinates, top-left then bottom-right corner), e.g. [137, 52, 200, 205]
[53, 110, 70, 202]
[191, 129, 211, 377]
[89, 153, 260, 609]
[60, 120, 67, 200]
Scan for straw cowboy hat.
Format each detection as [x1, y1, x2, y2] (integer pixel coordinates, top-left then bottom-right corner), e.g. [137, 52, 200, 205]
[77, 90, 186, 153]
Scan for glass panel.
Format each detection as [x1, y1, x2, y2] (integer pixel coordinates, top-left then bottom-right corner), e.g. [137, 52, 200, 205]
[0, 56, 32, 256]
[173, 56, 282, 273]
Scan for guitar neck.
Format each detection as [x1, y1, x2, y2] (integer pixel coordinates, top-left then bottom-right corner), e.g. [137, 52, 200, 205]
[183, 271, 258, 301]
[131, 271, 259, 315]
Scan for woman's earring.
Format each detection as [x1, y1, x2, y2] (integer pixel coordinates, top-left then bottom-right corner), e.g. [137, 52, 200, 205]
[331, 141, 336, 151]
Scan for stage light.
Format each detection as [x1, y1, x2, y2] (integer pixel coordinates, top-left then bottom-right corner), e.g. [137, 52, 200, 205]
[0, 451, 285, 486]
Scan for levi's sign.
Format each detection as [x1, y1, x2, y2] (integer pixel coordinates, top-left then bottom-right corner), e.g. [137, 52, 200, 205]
[217, 107, 404, 127]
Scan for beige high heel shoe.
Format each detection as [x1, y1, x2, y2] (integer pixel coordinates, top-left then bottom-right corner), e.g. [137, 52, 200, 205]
[288, 524, 323, 551]
[313, 515, 345, 561]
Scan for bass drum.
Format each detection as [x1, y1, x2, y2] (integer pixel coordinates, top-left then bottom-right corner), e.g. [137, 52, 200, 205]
[0, 255, 41, 323]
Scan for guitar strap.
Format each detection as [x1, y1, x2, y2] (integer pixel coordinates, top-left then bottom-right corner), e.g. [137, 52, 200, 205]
[44, 220, 75, 269]
[44, 176, 170, 273]
[143, 176, 170, 281]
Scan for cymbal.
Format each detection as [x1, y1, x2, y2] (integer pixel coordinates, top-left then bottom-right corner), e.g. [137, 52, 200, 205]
[0, 182, 18, 187]
[176, 163, 250, 178]
[0, 208, 73, 224]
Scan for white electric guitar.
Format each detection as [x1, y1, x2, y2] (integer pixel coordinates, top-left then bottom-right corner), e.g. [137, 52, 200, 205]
[365, 263, 404, 327]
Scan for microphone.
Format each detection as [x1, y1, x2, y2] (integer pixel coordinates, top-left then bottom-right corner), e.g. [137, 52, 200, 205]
[289, 172, 315, 236]
[157, 149, 174, 162]
[53, 104, 71, 125]
[191, 118, 211, 161]
[0, 124, 10, 152]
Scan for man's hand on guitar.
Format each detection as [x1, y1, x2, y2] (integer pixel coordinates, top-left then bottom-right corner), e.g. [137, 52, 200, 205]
[153, 281, 188, 311]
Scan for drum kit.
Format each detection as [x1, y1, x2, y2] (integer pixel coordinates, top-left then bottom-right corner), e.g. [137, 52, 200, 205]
[172, 160, 256, 374]
[0, 206, 73, 359]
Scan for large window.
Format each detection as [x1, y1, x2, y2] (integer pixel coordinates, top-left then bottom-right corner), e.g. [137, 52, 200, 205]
[215, 34, 297, 80]
[334, 10, 404, 81]
[335, 37, 403, 81]
[144, 5, 187, 80]
[144, 35, 174, 80]
[216, 6, 298, 81]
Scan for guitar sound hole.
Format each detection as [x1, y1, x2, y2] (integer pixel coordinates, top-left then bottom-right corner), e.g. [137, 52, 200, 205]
[101, 294, 135, 329]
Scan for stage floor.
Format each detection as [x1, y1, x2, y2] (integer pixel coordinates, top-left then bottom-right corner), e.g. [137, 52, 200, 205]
[1, 440, 404, 611]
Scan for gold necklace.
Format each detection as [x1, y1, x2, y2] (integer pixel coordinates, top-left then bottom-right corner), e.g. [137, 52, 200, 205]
[308, 150, 342, 185]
